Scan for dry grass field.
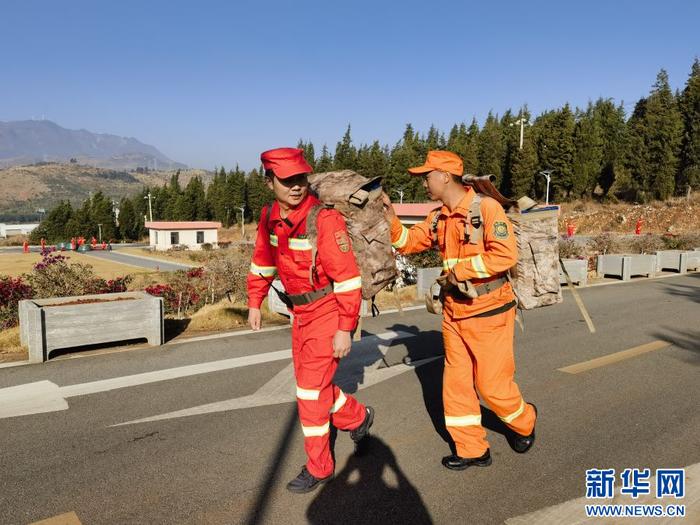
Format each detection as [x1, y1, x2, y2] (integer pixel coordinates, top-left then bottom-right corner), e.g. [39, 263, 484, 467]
[0, 252, 154, 279]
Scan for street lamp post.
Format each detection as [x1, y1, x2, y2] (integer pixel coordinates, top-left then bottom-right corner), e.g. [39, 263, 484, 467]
[97, 223, 103, 243]
[144, 192, 153, 222]
[238, 206, 245, 238]
[393, 188, 405, 204]
[539, 170, 553, 205]
[510, 115, 530, 150]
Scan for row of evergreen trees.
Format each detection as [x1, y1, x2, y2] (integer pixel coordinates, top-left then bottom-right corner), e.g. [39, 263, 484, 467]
[31, 61, 700, 243]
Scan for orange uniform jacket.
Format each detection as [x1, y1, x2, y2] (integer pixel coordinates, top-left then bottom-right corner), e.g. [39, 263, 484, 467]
[391, 187, 518, 318]
[247, 194, 362, 330]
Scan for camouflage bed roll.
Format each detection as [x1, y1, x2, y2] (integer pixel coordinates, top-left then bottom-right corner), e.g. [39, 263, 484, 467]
[308, 170, 398, 299]
[508, 207, 562, 310]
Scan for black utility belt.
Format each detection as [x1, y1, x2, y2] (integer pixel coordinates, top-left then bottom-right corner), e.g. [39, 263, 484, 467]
[287, 283, 333, 306]
[472, 299, 517, 318]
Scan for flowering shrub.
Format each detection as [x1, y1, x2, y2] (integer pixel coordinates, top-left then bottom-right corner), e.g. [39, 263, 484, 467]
[28, 252, 132, 299]
[0, 276, 34, 329]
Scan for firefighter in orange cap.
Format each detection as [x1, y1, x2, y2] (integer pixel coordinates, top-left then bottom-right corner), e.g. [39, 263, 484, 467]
[247, 147, 374, 493]
[383, 150, 537, 470]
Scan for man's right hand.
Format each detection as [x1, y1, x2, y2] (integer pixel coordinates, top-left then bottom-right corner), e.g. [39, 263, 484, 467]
[248, 308, 262, 331]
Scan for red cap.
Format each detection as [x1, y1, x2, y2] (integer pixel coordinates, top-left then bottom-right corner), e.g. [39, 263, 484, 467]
[260, 147, 313, 179]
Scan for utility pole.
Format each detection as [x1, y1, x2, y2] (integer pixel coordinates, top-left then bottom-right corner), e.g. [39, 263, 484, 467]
[238, 206, 246, 238]
[144, 192, 153, 222]
[393, 188, 405, 204]
[539, 170, 553, 205]
[97, 223, 103, 243]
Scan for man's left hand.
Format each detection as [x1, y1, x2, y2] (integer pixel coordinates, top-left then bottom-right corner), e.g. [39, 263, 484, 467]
[332, 330, 352, 358]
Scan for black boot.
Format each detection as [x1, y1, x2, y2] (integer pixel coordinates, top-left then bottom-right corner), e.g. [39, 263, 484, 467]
[350, 406, 375, 443]
[286, 466, 332, 494]
[511, 403, 537, 454]
[442, 449, 492, 471]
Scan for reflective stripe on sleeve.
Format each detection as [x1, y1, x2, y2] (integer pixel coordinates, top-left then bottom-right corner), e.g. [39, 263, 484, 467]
[301, 421, 330, 437]
[296, 386, 320, 401]
[269, 234, 278, 247]
[333, 276, 362, 293]
[392, 225, 409, 249]
[250, 263, 276, 277]
[470, 254, 491, 278]
[444, 414, 482, 427]
[289, 237, 312, 251]
[499, 400, 525, 424]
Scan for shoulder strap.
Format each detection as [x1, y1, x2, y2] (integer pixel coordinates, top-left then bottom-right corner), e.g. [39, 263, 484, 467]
[264, 204, 273, 233]
[305, 203, 333, 287]
[467, 194, 483, 246]
[429, 207, 442, 245]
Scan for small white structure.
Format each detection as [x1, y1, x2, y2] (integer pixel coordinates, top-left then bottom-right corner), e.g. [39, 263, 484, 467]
[0, 223, 39, 238]
[145, 221, 222, 251]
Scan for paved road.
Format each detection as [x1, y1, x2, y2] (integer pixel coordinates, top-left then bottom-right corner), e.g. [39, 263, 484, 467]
[84, 250, 194, 271]
[0, 274, 698, 524]
[0, 242, 148, 254]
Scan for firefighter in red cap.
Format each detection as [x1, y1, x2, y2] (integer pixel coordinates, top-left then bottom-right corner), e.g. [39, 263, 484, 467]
[247, 147, 374, 493]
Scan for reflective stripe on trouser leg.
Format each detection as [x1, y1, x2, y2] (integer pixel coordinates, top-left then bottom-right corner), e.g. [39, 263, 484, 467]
[468, 308, 536, 437]
[442, 317, 489, 458]
[292, 307, 366, 478]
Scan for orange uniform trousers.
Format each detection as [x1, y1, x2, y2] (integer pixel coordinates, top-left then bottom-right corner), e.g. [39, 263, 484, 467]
[292, 304, 366, 479]
[442, 307, 536, 458]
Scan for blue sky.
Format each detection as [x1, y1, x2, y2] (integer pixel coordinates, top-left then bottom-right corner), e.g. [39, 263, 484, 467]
[2, 0, 699, 170]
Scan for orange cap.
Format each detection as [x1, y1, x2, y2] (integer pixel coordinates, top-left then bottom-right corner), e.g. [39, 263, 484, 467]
[408, 150, 463, 176]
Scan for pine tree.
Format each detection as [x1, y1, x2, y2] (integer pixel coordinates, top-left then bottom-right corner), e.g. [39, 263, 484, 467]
[627, 70, 683, 200]
[679, 59, 700, 191]
[595, 99, 628, 197]
[477, 112, 502, 185]
[571, 102, 603, 197]
[89, 192, 117, 241]
[333, 125, 357, 170]
[245, 168, 274, 221]
[297, 140, 316, 171]
[118, 198, 138, 240]
[316, 145, 333, 172]
[226, 167, 246, 222]
[30, 201, 73, 243]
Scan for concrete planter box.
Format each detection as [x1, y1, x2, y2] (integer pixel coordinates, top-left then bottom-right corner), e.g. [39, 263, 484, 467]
[656, 250, 692, 273]
[596, 254, 656, 281]
[685, 250, 700, 271]
[19, 291, 163, 363]
[416, 267, 442, 298]
[559, 258, 588, 286]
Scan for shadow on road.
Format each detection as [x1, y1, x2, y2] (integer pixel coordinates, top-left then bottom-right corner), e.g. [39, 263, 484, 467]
[306, 436, 433, 524]
[661, 272, 700, 305]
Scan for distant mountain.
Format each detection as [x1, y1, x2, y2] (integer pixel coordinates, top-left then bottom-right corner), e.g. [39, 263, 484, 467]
[0, 120, 186, 170]
[0, 163, 212, 222]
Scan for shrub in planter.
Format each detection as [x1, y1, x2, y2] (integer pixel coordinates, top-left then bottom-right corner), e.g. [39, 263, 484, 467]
[559, 238, 585, 259]
[405, 249, 443, 269]
[0, 276, 33, 329]
[631, 235, 664, 254]
[587, 233, 620, 256]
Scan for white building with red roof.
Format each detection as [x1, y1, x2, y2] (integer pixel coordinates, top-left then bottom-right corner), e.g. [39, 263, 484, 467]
[145, 221, 222, 251]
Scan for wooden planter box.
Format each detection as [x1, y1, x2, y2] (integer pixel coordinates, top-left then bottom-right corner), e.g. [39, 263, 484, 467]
[596, 254, 656, 281]
[559, 258, 588, 286]
[19, 291, 164, 363]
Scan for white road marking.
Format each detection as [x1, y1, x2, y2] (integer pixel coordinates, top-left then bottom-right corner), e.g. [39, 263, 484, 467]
[505, 462, 699, 524]
[112, 329, 436, 426]
[0, 331, 416, 420]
